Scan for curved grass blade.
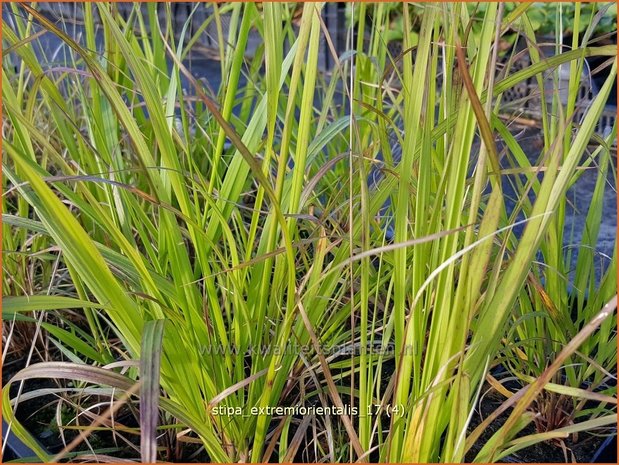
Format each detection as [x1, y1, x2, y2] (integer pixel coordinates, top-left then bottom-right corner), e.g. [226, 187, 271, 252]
[140, 319, 165, 463]
[2, 362, 230, 462]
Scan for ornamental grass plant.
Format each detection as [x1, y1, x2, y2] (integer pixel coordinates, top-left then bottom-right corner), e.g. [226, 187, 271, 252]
[2, 2, 617, 462]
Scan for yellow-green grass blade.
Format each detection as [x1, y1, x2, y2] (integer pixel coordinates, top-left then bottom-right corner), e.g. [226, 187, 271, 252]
[4, 141, 143, 353]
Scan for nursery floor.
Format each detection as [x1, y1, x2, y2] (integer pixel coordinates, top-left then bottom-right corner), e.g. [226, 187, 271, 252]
[465, 384, 614, 463]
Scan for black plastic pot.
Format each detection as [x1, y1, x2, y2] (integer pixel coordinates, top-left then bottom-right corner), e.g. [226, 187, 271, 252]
[592, 433, 617, 463]
[1, 418, 46, 462]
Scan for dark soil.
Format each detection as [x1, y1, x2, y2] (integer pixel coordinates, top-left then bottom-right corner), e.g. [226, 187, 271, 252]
[2, 354, 142, 462]
[466, 384, 616, 463]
